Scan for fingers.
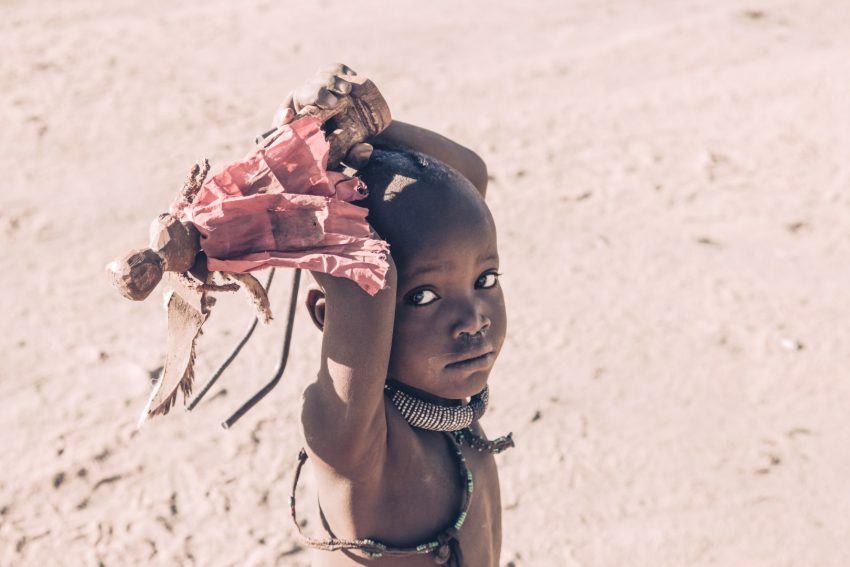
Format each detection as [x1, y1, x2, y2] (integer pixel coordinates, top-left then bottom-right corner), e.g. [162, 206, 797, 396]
[269, 92, 295, 127]
[305, 64, 358, 105]
[319, 62, 357, 78]
[293, 78, 341, 111]
[328, 75, 352, 95]
[314, 88, 340, 110]
[279, 64, 358, 119]
[322, 63, 357, 96]
[291, 81, 316, 112]
[271, 103, 295, 128]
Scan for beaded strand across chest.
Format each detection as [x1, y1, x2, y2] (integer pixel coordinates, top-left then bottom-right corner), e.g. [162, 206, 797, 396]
[289, 382, 514, 566]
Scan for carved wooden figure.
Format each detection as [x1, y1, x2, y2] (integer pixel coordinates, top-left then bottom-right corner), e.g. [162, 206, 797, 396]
[106, 74, 391, 425]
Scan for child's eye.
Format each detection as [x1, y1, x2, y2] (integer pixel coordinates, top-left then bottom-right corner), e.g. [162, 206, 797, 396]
[476, 271, 501, 289]
[406, 289, 440, 307]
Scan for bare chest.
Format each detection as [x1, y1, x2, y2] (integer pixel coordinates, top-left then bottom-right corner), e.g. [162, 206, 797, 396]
[311, 422, 503, 566]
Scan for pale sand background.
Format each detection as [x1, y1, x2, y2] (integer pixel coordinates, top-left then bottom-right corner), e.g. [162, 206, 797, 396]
[1, 1, 849, 565]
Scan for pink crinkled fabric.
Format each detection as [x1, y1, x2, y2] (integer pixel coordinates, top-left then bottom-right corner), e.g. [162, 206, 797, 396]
[173, 116, 389, 296]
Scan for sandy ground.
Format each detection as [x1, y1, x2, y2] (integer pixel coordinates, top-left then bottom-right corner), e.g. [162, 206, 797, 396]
[2, 0, 849, 565]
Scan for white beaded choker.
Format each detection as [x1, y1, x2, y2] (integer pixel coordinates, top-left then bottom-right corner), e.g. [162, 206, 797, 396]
[383, 381, 488, 432]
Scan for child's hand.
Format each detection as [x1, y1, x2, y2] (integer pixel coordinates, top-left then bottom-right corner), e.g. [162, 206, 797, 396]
[275, 63, 357, 120]
[272, 64, 376, 168]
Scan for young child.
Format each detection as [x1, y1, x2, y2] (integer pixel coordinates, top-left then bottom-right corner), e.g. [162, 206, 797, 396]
[282, 64, 513, 566]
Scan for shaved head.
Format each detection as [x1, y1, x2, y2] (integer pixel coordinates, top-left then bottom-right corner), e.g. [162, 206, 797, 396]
[357, 149, 493, 273]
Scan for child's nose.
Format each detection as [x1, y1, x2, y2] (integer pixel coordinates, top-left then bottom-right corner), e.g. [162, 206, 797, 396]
[452, 305, 491, 340]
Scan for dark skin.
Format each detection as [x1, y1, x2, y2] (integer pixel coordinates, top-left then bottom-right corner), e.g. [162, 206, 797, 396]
[286, 65, 506, 566]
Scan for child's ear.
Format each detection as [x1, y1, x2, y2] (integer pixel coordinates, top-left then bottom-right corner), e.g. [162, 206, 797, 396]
[305, 288, 326, 331]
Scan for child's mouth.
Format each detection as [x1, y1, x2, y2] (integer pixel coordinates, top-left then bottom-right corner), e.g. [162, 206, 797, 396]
[445, 351, 494, 372]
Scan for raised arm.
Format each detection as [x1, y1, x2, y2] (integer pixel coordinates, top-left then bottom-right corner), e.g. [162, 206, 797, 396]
[301, 262, 397, 475]
[274, 64, 399, 474]
[371, 120, 489, 197]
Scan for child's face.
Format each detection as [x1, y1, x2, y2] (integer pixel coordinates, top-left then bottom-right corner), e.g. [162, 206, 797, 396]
[388, 209, 507, 401]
